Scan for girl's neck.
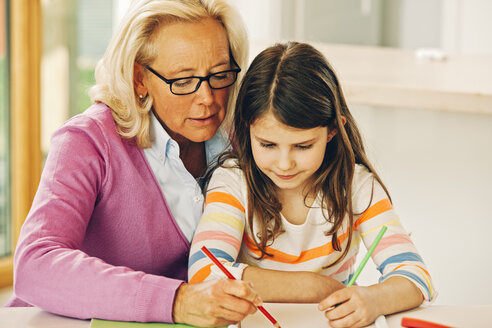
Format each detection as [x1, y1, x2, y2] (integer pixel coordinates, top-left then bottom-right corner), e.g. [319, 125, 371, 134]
[277, 187, 317, 225]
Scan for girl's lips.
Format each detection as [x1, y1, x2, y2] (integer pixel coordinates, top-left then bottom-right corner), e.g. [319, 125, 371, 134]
[276, 173, 298, 180]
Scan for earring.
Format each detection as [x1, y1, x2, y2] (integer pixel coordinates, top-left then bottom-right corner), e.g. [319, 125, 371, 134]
[138, 94, 144, 99]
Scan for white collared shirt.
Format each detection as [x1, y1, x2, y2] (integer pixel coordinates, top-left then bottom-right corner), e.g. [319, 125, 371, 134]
[143, 112, 229, 242]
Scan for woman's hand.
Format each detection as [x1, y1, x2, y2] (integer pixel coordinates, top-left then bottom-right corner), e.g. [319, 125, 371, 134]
[318, 286, 380, 328]
[173, 279, 262, 327]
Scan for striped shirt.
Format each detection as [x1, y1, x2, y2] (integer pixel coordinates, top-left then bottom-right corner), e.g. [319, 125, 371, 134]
[188, 159, 436, 302]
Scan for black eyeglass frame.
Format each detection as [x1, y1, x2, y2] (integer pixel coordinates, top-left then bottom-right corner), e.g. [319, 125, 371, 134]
[145, 55, 241, 95]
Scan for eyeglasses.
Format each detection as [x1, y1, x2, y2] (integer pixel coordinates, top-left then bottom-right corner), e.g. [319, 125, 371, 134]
[145, 57, 241, 95]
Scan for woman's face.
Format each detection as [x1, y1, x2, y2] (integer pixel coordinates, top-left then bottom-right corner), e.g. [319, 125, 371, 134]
[142, 18, 231, 143]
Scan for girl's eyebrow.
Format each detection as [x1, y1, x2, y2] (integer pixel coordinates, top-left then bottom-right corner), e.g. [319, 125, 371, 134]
[254, 135, 318, 144]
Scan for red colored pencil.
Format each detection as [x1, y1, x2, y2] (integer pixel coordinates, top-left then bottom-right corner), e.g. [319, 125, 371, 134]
[200, 246, 281, 328]
[401, 317, 453, 328]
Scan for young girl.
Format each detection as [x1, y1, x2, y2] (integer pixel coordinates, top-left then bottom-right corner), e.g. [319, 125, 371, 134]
[188, 42, 436, 328]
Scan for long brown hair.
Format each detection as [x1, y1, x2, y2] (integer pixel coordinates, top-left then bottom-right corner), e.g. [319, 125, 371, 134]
[220, 42, 390, 267]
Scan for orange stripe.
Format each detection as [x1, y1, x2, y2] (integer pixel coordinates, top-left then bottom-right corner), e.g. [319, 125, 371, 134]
[392, 263, 430, 278]
[189, 263, 213, 284]
[243, 229, 350, 264]
[205, 192, 245, 213]
[354, 199, 392, 230]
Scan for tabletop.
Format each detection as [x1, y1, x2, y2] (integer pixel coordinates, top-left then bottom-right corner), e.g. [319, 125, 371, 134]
[1, 304, 491, 328]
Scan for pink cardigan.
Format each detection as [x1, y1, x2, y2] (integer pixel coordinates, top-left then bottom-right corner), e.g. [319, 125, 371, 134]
[5, 103, 190, 323]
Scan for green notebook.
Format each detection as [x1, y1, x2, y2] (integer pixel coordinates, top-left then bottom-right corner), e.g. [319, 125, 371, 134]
[91, 318, 228, 328]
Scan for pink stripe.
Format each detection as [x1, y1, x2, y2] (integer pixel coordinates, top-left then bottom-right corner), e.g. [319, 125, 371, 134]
[193, 231, 241, 252]
[373, 233, 413, 256]
[332, 253, 357, 275]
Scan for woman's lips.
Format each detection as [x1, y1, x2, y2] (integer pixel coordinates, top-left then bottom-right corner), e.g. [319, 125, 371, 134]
[189, 114, 215, 125]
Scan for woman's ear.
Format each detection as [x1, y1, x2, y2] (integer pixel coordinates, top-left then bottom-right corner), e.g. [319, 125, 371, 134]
[134, 62, 148, 98]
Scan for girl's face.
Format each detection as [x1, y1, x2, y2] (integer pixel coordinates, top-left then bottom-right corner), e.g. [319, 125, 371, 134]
[250, 111, 330, 195]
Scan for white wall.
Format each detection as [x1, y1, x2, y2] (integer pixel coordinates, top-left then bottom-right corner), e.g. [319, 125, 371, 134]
[442, 0, 492, 55]
[350, 104, 492, 306]
[234, 0, 282, 43]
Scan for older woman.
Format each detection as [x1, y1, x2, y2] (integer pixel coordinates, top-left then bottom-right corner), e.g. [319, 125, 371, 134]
[5, 0, 260, 326]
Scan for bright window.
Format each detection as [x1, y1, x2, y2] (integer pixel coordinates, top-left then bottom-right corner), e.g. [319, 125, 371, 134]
[0, 0, 11, 258]
[41, 0, 113, 154]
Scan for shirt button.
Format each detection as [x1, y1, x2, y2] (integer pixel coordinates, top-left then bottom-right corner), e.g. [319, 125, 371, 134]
[193, 196, 201, 202]
[159, 155, 164, 162]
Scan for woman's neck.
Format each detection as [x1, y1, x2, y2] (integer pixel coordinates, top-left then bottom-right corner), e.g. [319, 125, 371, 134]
[154, 110, 207, 179]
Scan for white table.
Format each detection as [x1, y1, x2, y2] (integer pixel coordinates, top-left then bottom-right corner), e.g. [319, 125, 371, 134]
[1, 304, 491, 328]
[242, 303, 492, 327]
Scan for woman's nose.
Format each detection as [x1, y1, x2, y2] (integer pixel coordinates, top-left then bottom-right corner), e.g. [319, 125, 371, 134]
[195, 80, 214, 106]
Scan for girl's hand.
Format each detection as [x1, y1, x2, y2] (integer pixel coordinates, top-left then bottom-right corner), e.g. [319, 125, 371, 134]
[318, 286, 381, 328]
[173, 279, 262, 327]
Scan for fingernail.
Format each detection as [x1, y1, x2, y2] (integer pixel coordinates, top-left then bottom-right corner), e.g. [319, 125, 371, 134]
[254, 297, 262, 306]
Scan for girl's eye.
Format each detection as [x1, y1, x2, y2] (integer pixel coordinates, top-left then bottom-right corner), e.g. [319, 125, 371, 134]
[260, 143, 275, 148]
[296, 144, 312, 150]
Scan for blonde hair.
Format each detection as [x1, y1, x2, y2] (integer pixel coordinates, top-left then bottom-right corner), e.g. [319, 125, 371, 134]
[89, 0, 248, 148]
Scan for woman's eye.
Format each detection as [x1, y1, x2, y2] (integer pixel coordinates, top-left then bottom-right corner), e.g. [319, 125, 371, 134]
[174, 79, 193, 87]
[212, 73, 227, 80]
[296, 144, 312, 150]
[260, 143, 275, 148]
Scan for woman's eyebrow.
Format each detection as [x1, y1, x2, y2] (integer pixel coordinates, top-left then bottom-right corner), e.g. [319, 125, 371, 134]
[167, 60, 231, 76]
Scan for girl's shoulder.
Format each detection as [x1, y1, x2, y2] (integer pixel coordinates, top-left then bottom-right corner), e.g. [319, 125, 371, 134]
[208, 158, 248, 200]
[351, 164, 381, 211]
[213, 158, 244, 180]
[353, 164, 374, 186]
[351, 164, 392, 215]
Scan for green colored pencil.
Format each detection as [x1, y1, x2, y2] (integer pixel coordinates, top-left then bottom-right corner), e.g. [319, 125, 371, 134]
[347, 225, 388, 287]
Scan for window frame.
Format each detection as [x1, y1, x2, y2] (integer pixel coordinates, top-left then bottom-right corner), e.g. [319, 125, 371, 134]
[0, 0, 42, 288]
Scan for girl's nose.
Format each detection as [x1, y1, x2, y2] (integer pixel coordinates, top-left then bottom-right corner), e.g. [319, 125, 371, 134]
[277, 151, 295, 171]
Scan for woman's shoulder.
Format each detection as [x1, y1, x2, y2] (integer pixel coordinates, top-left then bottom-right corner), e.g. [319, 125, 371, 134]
[61, 103, 115, 132]
[49, 102, 132, 157]
[53, 103, 126, 146]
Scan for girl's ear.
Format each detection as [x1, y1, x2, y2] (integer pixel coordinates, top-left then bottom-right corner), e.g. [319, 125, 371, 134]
[327, 115, 347, 142]
[134, 62, 148, 98]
